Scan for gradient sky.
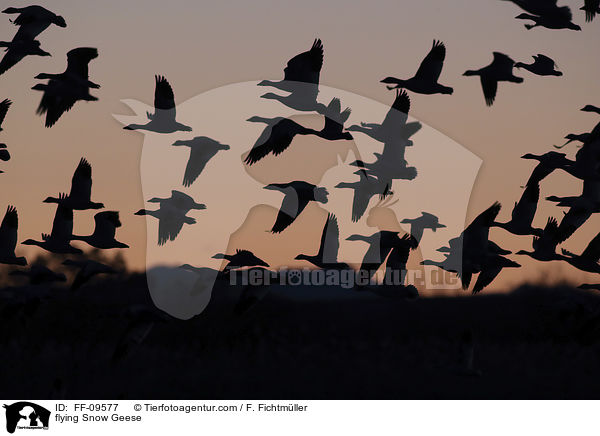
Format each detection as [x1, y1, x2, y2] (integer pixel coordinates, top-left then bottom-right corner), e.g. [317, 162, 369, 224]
[1, 0, 599, 292]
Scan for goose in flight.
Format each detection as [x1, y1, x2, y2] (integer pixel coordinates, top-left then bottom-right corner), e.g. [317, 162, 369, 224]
[0, 37, 50, 76]
[318, 98, 353, 141]
[401, 212, 446, 244]
[266, 181, 329, 233]
[258, 39, 323, 93]
[295, 213, 350, 270]
[71, 211, 129, 249]
[135, 203, 197, 246]
[212, 249, 269, 271]
[244, 118, 319, 165]
[522, 151, 569, 184]
[560, 231, 600, 274]
[464, 52, 523, 106]
[492, 180, 544, 236]
[172, 137, 230, 187]
[3, 6, 66, 40]
[147, 190, 206, 215]
[381, 40, 453, 95]
[335, 170, 393, 222]
[0, 205, 26, 265]
[471, 255, 520, 294]
[22, 203, 82, 254]
[516, 217, 563, 261]
[347, 89, 422, 145]
[0, 99, 11, 131]
[515, 7, 582, 30]
[515, 54, 562, 76]
[44, 158, 104, 210]
[9, 264, 66, 285]
[62, 259, 116, 290]
[123, 75, 191, 133]
[33, 47, 99, 127]
[581, 0, 600, 21]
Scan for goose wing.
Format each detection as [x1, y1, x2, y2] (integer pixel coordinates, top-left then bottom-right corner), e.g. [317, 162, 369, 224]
[183, 147, 215, 187]
[534, 54, 556, 69]
[511, 181, 539, 226]
[0, 99, 11, 127]
[414, 40, 446, 82]
[0, 47, 28, 76]
[381, 90, 410, 131]
[50, 204, 73, 241]
[283, 39, 323, 85]
[69, 158, 93, 201]
[472, 264, 502, 294]
[271, 190, 307, 233]
[153, 75, 176, 121]
[0, 206, 18, 254]
[317, 213, 340, 264]
[35, 81, 77, 127]
[581, 231, 600, 263]
[584, 0, 600, 21]
[387, 234, 416, 272]
[157, 206, 187, 245]
[480, 76, 498, 106]
[244, 118, 303, 165]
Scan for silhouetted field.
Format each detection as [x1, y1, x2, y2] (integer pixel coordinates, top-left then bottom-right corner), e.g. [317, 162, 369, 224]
[1, 273, 600, 399]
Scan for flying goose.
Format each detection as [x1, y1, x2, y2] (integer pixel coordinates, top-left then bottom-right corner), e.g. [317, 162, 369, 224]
[147, 190, 206, 215]
[0, 99, 11, 131]
[0, 205, 26, 265]
[464, 52, 523, 106]
[260, 89, 327, 114]
[0, 38, 50, 76]
[62, 259, 116, 290]
[33, 47, 99, 127]
[335, 170, 392, 222]
[71, 211, 129, 249]
[3, 5, 66, 40]
[265, 181, 329, 233]
[295, 213, 350, 270]
[492, 180, 544, 236]
[44, 158, 104, 210]
[9, 264, 66, 285]
[515, 54, 562, 76]
[135, 202, 197, 246]
[581, 0, 600, 21]
[515, 7, 581, 30]
[347, 89, 422, 145]
[317, 98, 353, 141]
[22, 203, 82, 254]
[244, 118, 319, 165]
[258, 39, 323, 92]
[381, 40, 453, 95]
[471, 255, 520, 294]
[212, 249, 269, 271]
[516, 217, 563, 261]
[560, 231, 600, 274]
[400, 212, 446, 244]
[172, 137, 230, 187]
[123, 75, 191, 133]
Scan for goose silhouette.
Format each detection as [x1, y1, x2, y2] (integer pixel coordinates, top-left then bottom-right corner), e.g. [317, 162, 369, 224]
[0, 205, 26, 265]
[0, 37, 50, 76]
[265, 181, 329, 233]
[521, 151, 568, 184]
[62, 259, 116, 290]
[295, 213, 350, 270]
[492, 180, 544, 236]
[516, 217, 563, 261]
[135, 202, 198, 246]
[44, 158, 104, 210]
[335, 170, 393, 222]
[515, 7, 581, 30]
[147, 190, 206, 215]
[347, 89, 421, 145]
[581, 0, 600, 22]
[3, 5, 66, 40]
[400, 212, 446, 244]
[381, 40, 453, 95]
[560, 231, 600, 274]
[212, 249, 269, 271]
[123, 75, 191, 133]
[71, 211, 129, 249]
[464, 52, 523, 106]
[22, 203, 82, 254]
[33, 47, 99, 127]
[515, 54, 562, 76]
[172, 137, 230, 187]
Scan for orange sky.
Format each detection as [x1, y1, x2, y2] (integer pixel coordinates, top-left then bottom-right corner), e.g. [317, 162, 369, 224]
[1, 0, 599, 292]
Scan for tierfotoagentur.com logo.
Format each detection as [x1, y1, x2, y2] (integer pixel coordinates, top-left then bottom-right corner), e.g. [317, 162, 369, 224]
[3, 402, 50, 434]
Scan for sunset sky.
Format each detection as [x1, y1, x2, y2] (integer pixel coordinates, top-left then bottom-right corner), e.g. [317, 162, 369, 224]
[1, 0, 600, 292]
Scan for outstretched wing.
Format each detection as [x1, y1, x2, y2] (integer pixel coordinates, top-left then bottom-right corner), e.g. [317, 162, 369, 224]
[318, 213, 340, 264]
[415, 40, 446, 82]
[0, 205, 19, 254]
[0, 99, 11, 127]
[511, 181, 539, 225]
[581, 231, 600, 264]
[50, 204, 73, 241]
[381, 90, 409, 131]
[183, 148, 212, 187]
[70, 158, 93, 202]
[283, 39, 323, 85]
[153, 75, 176, 120]
[271, 192, 308, 233]
[472, 265, 502, 294]
[244, 119, 301, 165]
[36, 82, 77, 127]
[0, 48, 27, 76]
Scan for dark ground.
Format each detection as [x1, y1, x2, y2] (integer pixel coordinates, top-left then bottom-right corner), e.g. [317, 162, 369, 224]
[1, 270, 600, 400]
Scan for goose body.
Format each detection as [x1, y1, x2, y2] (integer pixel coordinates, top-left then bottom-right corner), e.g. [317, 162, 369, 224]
[0, 38, 50, 76]
[212, 249, 269, 271]
[147, 190, 206, 215]
[71, 211, 128, 249]
[561, 231, 600, 274]
[515, 54, 562, 76]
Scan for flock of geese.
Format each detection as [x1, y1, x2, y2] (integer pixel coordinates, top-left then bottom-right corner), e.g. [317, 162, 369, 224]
[0, 1, 599, 323]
